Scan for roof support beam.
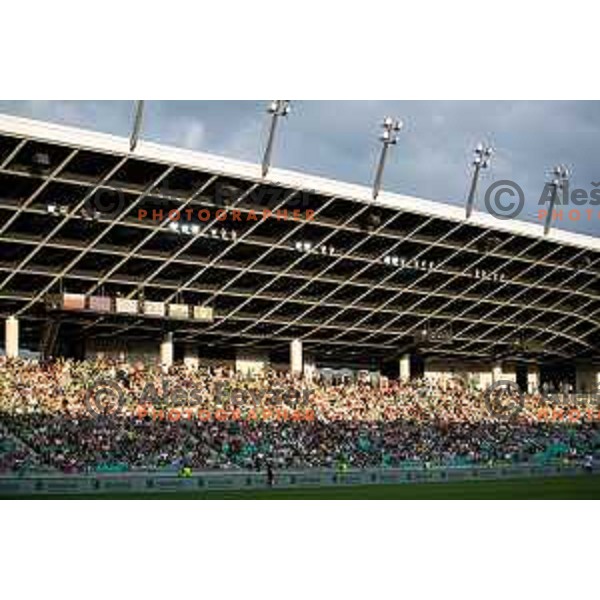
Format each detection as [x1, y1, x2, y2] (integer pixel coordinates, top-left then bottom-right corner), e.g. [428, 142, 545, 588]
[14, 163, 174, 315]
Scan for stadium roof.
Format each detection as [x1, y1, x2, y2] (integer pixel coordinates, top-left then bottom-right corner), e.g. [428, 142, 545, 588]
[0, 113, 599, 363]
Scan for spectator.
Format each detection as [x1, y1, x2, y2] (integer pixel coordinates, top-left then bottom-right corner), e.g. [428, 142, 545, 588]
[0, 356, 598, 474]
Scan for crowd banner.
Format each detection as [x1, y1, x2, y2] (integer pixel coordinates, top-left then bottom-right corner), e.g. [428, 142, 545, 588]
[115, 298, 139, 315]
[168, 303, 189, 319]
[143, 300, 165, 317]
[193, 306, 214, 322]
[89, 296, 112, 313]
[63, 293, 85, 311]
[0, 464, 596, 496]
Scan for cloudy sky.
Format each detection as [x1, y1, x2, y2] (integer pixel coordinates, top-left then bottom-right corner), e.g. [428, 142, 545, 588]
[1, 100, 598, 236]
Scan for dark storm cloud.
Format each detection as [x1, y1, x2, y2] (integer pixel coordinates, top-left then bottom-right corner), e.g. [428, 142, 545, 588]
[0, 100, 598, 236]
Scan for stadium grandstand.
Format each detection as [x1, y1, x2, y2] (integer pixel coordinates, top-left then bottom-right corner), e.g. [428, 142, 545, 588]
[0, 112, 598, 389]
[0, 108, 599, 490]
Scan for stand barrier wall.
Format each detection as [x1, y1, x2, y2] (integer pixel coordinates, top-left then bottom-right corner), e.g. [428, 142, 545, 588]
[0, 463, 596, 496]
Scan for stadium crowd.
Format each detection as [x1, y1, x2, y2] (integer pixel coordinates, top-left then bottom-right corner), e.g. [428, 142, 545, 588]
[0, 356, 598, 473]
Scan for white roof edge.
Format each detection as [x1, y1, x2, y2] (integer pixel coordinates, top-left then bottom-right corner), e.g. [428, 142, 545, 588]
[1, 112, 599, 253]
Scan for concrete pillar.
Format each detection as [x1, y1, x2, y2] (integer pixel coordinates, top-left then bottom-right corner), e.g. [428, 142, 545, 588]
[492, 362, 502, 383]
[183, 344, 199, 371]
[527, 363, 540, 394]
[291, 339, 303, 376]
[5, 316, 19, 359]
[160, 332, 174, 370]
[399, 354, 410, 381]
[478, 369, 493, 391]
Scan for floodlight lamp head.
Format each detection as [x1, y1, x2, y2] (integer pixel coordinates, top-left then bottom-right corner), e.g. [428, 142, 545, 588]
[551, 165, 570, 185]
[269, 100, 291, 116]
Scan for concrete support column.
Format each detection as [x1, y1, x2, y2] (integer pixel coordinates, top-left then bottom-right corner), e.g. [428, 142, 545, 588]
[160, 332, 174, 371]
[527, 363, 540, 394]
[5, 316, 19, 359]
[492, 362, 502, 383]
[291, 339, 303, 377]
[183, 344, 199, 371]
[478, 369, 493, 391]
[399, 354, 410, 381]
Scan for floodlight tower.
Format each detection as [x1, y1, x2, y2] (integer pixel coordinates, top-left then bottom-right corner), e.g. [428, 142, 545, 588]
[261, 100, 291, 177]
[129, 100, 145, 152]
[372, 117, 403, 200]
[544, 164, 570, 235]
[465, 143, 493, 219]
